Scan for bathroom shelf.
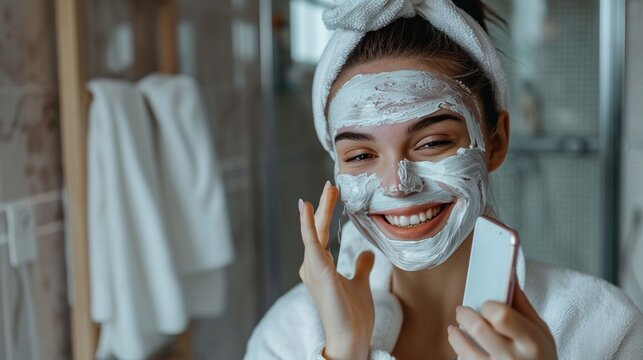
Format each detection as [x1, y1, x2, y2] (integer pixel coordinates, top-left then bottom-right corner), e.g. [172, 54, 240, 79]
[510, 135, 600, 156]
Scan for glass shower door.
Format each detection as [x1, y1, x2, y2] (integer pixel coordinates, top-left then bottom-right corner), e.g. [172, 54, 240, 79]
[486, 0, 619, 280]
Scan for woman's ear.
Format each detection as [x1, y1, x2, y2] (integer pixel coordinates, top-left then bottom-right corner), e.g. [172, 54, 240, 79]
[487, 111, 510, 173]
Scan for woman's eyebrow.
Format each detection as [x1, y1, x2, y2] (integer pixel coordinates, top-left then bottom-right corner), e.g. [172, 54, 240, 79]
[334, 131, 374, 143]
[406, 114, 461, 134]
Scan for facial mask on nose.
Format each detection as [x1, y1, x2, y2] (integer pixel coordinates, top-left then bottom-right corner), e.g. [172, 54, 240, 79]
[329, 70, 489, 271]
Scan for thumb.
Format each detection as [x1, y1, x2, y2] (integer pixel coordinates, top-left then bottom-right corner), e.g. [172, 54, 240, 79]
[353, 251, 375, 285]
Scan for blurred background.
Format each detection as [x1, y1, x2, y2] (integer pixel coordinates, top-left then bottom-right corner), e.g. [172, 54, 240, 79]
[0, 0, 641, 359]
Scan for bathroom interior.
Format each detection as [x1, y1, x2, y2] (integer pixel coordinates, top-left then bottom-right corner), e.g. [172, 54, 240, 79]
[0, 0, 642, 358]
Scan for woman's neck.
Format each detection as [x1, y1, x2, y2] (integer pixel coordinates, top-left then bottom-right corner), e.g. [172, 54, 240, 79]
[390, 235, 473, 355]
[391, 235, 472, 313]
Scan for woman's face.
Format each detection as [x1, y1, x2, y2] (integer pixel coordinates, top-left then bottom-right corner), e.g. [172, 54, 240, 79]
[326, 57, 509, 271]
[329, 57, 493, 242]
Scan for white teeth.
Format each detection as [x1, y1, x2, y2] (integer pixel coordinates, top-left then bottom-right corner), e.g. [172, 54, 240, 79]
[385, 215, 401, 226]
[383, 204, 446, 228]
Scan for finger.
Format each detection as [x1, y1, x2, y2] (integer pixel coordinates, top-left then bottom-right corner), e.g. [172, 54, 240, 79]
[314, 181, 339, 248]
[314, 180, 330, 224]
[352, 251, 375, 285]
[299, 199, 327, 268]
[512, 285, 553, 340]
[455, 306, 513, 355]
[447, 325, 489, 360]
[480, 301, 542, 344]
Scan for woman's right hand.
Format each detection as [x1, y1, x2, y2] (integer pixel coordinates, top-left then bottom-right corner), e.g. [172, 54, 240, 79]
[299, 181, 376, 360]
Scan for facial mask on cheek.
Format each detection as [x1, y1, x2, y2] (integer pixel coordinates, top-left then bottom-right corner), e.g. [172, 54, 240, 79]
[329, 70, 490, 271]
[336, 149, 488, 271]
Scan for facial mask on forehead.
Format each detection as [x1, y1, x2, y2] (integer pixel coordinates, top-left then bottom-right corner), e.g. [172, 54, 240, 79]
[328, 70, 485, 154]
[329, 70, 490, 271]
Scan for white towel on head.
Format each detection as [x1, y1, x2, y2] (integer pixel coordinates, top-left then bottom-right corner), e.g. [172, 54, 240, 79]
[312, 0, 509, 156]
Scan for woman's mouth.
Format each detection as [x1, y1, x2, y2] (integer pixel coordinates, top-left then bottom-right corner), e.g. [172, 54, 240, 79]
[383, 204, 447, 227]
[369, 202, 454, 240]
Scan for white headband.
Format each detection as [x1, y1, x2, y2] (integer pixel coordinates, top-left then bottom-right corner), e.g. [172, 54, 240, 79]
[312, 0, 508, 156]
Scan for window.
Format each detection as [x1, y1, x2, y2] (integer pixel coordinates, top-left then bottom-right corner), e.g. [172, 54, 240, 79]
[290, 0, 333, 64]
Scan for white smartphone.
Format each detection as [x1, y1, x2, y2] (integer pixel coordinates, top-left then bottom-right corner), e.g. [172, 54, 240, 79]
[461, 216, 520, 311]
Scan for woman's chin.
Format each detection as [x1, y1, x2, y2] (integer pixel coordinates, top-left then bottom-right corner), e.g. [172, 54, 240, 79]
[369, 201, 455, 241]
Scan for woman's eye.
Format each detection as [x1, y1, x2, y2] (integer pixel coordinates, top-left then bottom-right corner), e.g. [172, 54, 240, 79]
[345, 153, 374, 162]
[417, 140, 452, 150]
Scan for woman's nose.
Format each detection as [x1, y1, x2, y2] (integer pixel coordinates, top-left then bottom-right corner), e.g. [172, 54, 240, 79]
[380, 160, 422, 198]
[379, 162, 404, 197]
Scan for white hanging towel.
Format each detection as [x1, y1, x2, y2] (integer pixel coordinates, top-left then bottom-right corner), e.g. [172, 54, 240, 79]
[137, 74, 234, 317]
[88, 80, 189, 360]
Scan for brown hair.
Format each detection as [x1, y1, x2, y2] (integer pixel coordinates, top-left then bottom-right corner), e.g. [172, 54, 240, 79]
[330, 1, 504, 133]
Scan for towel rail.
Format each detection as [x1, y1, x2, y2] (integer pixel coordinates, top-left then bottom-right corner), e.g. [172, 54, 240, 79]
[55, 0, 188, 359]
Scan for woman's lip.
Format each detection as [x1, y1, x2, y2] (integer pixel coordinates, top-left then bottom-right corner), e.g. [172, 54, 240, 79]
[368, 200, 453, 217]
[369, 202, 455, 240]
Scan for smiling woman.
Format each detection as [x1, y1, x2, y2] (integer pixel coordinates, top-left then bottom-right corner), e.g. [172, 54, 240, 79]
[245, 0, 643, 359]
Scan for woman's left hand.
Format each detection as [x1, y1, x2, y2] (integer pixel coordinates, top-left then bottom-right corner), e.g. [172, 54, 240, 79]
[448, 282, 557, 359]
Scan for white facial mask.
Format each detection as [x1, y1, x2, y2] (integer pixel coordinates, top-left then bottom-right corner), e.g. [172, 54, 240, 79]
[329, 70, 489, 271]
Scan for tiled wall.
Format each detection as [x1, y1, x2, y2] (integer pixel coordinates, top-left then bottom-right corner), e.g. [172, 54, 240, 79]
[0, 0, 71, 359]
[620, 0, 643, 311]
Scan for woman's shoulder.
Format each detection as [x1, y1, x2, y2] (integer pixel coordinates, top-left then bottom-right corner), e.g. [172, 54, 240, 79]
[244, 283, 324, 359]
[524, 260, 643, 359]
[524, 260, 641, 321]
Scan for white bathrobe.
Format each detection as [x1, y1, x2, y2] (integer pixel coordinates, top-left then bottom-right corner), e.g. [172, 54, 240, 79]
[245, 221, 643, 359]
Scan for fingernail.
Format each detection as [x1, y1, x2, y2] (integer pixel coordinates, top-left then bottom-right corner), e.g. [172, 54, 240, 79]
[447, 325, 454, 334]
[298, 199, 304, 213]
[455, 305, 463, 313]
[324, 180, 331, 189]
